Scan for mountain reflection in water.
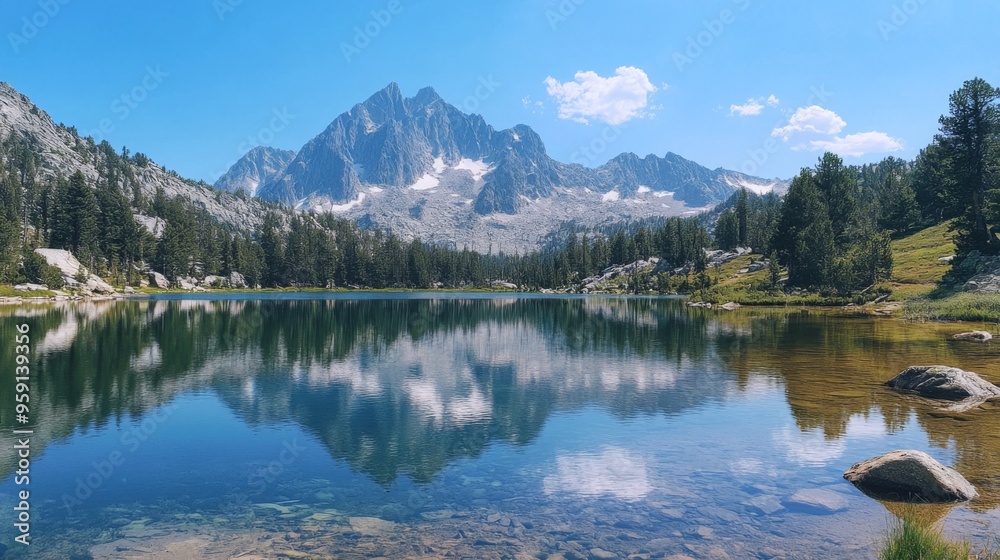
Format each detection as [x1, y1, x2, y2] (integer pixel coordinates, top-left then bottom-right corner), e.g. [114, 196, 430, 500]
[1, 294, 998, 558]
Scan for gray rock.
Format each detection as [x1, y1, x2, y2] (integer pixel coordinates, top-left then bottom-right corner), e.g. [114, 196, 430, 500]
[214, 146, 295, 197]
[86, 276, 116, 294]
[124, 286, 136, 294]
[952, 330, 992, 342]
[784, 489, 847, 514]
[176, 276, 198, 290]
[14, 283, 47, 291]
[589, 547, 617, 559]
[843, 450, 978, 503]
[957, 252, 1000, 293]
[745, 495, 784, 515]
[718, 302, 741, 310]
[34, 248, 115, 294]
[148, 271, 170, 289]
[229, 271, 248, 288]
[886, 365, 1000, 401]
[203, 275, 228, 288]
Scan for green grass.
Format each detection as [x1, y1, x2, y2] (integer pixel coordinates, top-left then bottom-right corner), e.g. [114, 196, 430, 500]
[905, 291, 1000, 323]
[0, 285, 56, 298]
[879, 516, 969, 560]
[693, 223, 976, 313]
[889, 222, 957, 299]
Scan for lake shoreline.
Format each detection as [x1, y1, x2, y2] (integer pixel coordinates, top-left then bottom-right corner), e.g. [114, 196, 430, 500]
[1, 287, 994, 327]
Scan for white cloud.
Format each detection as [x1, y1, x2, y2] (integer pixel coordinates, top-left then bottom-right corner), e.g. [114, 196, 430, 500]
[806, 131, 904, 157]
[521, 95, 544, 115]
[729, 94, 780, 117]
[544, 66, 659, 125]
[770, 105, 903, 157]
[774, 426, 846, 467]
[771, 106, 846, 139]
[542, 447, 652, 501]
[729, 98, 764, 117]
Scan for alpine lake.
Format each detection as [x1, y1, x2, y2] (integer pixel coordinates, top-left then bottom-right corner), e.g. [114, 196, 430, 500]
[1, 293, 998, 559]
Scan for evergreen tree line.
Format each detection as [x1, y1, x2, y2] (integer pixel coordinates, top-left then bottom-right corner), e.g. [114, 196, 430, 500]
[704, 77, 1000, 293]
[2, 77, 996, 294]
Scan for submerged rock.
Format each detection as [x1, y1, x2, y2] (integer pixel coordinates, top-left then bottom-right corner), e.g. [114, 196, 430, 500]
[886, 365, 1000, 401]
[952, 330, 993, 342]
[784, 489, 847, 514]
[843, 450, 978, 503]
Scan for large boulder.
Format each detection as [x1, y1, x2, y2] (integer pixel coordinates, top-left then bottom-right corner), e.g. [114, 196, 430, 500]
[202, 275, 228, 288]
[229, 271, 248, 288]
[844, 450, 978, 503]
[176, 276, 197, 290]
[886, 365, 1000, 401]
[952, 331, 993, 342]
[85, 276, 115, 294]
[148, 271, 170, 289]
[35, 248, 115, 294]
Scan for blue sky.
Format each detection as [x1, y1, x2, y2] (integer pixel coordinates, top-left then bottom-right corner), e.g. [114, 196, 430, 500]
[1, 0, 996, 183]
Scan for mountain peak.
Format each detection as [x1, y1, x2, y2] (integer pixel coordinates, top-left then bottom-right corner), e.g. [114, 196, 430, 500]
[412, 86, 443, 107]
[359, 82, 407, 120]
[369, 82, 403, 101]
[214, 146, 296, 197]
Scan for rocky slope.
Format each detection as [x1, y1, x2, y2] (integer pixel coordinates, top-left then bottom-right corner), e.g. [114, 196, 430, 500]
[0, 82, 272, 234]
[213, 146, 295, 197]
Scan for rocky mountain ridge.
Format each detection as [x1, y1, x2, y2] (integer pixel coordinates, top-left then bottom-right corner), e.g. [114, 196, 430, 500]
[213, 146, 296, 197]
[0, 81, 273, 234]
[227, 83, 785, 251]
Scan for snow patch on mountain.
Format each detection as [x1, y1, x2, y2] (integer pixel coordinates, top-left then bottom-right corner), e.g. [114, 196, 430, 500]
[724, 177, 776, 195]
[308, 193, 368, 213]
[454, 158, 490, 182]
[410, 174, 441, 191]
[432, 157, 447, 174]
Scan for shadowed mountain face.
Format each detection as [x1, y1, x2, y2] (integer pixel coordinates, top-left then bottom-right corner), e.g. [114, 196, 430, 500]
[246, 83, 780, 217]
[213, 146, 296, 197]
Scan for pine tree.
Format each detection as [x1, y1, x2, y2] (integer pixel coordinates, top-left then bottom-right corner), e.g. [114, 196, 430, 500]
[814, 153, 858, 244]
[735, 188, 749, 247]
[715, 210, 739, 250]
[937, 77, 1000, 255]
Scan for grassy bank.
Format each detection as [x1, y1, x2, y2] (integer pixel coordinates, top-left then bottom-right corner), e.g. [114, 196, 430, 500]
[694, 222, 1000, 322]
[0, 285, 55, 298]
